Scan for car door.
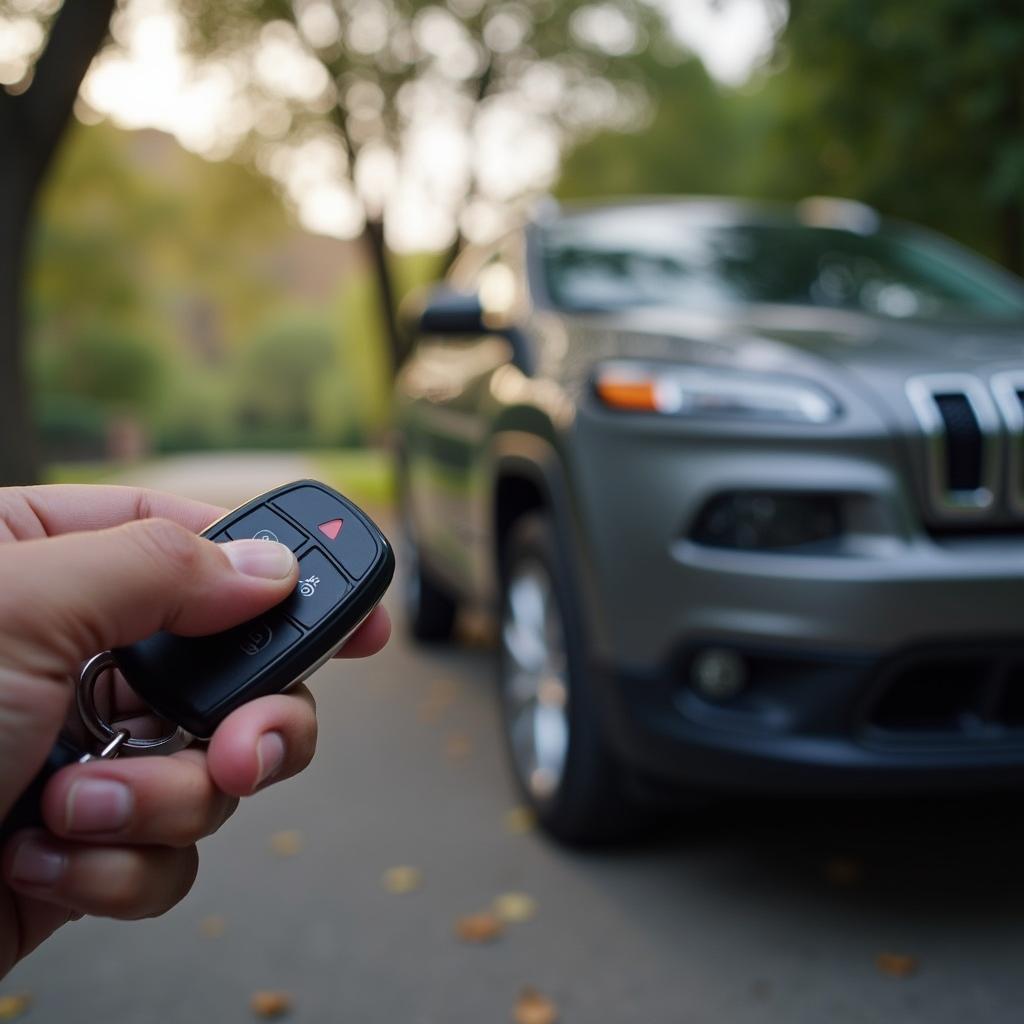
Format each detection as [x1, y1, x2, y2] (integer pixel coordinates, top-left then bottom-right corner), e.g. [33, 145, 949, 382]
[403, 237, 527, 598]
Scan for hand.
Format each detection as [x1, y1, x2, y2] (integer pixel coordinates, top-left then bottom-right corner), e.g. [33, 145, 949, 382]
[0, 484, 390, 978]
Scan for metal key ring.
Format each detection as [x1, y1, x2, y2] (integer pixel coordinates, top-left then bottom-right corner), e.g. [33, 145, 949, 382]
[77, 652, 193, 755]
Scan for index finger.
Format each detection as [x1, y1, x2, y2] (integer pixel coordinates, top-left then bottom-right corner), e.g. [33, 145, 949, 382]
[2, 485, 224, 538]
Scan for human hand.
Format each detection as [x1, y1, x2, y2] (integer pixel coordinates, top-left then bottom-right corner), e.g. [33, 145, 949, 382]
[0, 485, 390, 977]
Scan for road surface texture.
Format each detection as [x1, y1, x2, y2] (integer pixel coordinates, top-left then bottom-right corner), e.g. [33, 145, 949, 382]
[6, 453, 1024, 1022]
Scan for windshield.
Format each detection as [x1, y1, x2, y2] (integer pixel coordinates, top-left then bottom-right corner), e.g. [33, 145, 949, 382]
[541, 209, 1024, 320]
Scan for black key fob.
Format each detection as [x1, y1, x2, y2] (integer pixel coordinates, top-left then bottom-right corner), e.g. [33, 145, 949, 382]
[113, 480, 394, 738]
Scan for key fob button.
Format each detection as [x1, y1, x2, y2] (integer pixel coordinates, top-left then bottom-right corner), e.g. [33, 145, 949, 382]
[194, 614, 302, 714]
[272, 485, 379, 578]
[284, 548, 351, 628]
[117, 614, 302, 727]
[226, 508, 306, 551]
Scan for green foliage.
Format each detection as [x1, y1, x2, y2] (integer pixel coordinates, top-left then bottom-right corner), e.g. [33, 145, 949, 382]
[29, 121, 397, 459]
[232, 313, 335, 440]
[312, 448, 394, 509]
[34, 325, 166, 411]
[559, 1, 1024, 274]
[559, 54, 745, 199]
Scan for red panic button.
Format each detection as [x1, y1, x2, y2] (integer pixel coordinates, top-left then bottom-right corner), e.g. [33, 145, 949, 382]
[318, 518, 343, 541]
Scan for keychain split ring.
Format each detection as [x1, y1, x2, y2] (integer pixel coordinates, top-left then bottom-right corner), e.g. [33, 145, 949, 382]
[77, 652, 193, 755]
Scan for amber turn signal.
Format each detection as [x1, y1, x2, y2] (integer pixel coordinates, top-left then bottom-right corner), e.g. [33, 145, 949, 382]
[594, 373, 659, 411]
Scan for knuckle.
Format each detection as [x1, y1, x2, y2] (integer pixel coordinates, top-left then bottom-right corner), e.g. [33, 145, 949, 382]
[162, 767, 224, 846]
[153, 846, 199, 917]
[129, 518, 202, 582]
[99, 855, 153, 918]
[101, 847, 198, 919]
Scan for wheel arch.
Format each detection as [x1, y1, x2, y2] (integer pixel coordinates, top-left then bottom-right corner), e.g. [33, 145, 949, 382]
[488, 430, 604, 643]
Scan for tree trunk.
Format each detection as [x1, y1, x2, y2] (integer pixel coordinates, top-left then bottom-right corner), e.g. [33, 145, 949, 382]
[0, 0, 117, 485]
[0, 155, 36, 485]
[360, 216, 404, 375]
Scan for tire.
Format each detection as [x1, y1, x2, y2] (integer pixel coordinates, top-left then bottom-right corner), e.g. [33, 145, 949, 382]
[402, 510, 458, 644]
[498, 512, 639, 845]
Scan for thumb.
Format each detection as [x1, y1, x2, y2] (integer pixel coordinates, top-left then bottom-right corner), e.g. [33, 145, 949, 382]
[0, 519, 298, 820]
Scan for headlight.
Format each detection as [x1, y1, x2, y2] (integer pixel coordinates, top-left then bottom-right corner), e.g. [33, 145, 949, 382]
[593, 361, 839, 424]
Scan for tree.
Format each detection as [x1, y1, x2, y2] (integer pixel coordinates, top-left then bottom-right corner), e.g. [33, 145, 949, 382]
[171, 0, 671, 372]
[558, 0, 1024, 276]
[0, 0, 117, 484]
[558, 50, 747, 200]
[755, 0, 1024, 273]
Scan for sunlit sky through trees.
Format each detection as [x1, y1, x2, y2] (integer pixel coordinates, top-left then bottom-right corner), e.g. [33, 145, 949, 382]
[1, 0, 780, 250]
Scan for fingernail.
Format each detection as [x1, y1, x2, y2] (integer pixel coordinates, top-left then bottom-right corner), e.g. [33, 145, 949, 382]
[255, 731, 286, 790]
[223, 540, 296, 580]
[10, 837, 66, 887]
[65, 778, 133, 834]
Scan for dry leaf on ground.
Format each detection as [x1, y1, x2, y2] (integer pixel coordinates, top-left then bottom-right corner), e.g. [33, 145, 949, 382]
[199, 914, 227, 939]
[513, 988, 558, 1024]
[445, 734, 473, 759]
[0, 994, 31, 1021]
[268, 830, 304, 858]
[824, 857, 864, 887]
[382, 866, 423, 894]
[459, 615, 498, 650]
[493, 892, 537, 924]
[876, 953, 919, 978]
[419, 678, 458, 722]
[250, 990, 292, 1018]
[455, 911, 504, 944]
[503, 806, 536, 835]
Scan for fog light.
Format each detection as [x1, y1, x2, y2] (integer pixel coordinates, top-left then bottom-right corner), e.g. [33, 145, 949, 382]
[691, 648, 747, 701]
[691, 492, 842, 550]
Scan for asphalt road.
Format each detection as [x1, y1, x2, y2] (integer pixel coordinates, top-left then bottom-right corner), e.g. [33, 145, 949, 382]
[6, 453, 1024, 1022]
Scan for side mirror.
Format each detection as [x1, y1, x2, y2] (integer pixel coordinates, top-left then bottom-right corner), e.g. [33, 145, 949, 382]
[418, 287, 486, 335]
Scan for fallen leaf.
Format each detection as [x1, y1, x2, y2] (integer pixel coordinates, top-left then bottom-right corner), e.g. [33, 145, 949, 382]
[418, 678, 458, 722]
[824, 857, 864, 887]
[513, 988, 558, 1024]
[455, 911, 504, 944]
[199, 914, 227, 939]
[250, 990, 292, 1018]
[445, 733, 473, 759]
[876, 953, 919, 979]
[0, 994, 31, 1021]
[268, 830, 304, 858]
[382, 866, 422, 894]
[459, 615, 498, 650]
[503, 807, 536, 835]
[493, 892, 537, 924]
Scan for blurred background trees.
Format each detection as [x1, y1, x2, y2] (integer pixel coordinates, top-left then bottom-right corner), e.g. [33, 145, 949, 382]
[0, 0, 1021, 484]
[563, 0, 1024, 274]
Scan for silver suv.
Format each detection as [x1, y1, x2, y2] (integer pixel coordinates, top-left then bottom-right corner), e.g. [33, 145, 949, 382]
[395, 197, 1024, 843]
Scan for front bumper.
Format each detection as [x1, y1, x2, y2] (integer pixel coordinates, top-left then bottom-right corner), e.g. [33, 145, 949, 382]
[569, 406, 1024, 792]
[604, 640, 1024, 795]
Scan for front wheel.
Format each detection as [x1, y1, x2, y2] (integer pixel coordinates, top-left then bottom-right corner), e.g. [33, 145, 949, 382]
[498, 513, 639, 845]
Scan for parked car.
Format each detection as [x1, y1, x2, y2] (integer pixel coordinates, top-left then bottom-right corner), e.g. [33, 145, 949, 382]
[394, 196, 1024, 843]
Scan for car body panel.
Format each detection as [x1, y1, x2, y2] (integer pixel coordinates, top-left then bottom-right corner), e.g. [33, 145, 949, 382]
[395, 197, 1024, 794]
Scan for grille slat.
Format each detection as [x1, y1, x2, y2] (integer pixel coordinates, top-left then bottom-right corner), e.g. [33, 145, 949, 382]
[934, 393, 983, 492]
[906, 375, 1000, 518]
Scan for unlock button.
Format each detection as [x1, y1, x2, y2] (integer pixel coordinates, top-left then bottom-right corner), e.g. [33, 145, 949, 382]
[284, 548, 350, 628]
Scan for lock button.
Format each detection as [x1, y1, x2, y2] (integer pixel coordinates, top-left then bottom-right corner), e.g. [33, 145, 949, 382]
[226, 507, 306, 551]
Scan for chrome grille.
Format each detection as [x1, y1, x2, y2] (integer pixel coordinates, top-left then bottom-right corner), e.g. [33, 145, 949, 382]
[905, 374, 1000, 517]
[991, 370, 1024, 515]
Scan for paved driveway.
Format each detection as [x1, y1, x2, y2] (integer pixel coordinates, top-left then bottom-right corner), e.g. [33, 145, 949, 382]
[6, 453, 1024, 1022]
